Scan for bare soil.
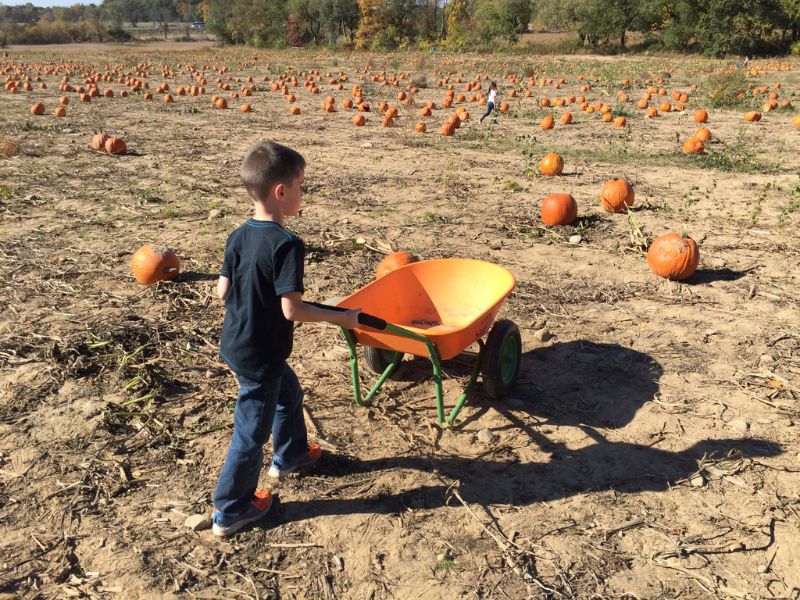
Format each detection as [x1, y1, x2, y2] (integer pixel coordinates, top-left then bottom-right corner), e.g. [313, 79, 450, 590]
[1, 45, 799, 600]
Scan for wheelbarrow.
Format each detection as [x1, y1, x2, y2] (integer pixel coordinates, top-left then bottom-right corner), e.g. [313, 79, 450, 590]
[316, 258, 522, 427]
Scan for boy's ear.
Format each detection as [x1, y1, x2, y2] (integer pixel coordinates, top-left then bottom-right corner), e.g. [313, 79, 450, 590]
[274, 182, 285, 199]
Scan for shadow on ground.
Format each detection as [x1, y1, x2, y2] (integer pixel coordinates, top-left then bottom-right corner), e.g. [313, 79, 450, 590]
[267, 340, 782, 525]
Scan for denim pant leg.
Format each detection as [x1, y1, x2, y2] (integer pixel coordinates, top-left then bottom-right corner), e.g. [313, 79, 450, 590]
[213, 373, 279, 518]
[479, 102, 494, 122]
[271, 363, 308, 462]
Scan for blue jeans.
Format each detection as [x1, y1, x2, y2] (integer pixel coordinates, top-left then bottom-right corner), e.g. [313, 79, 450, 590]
[213, 363, 307, 518]
[479, 101, 495, 122]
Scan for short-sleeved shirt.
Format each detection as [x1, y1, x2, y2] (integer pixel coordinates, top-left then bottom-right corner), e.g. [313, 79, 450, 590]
[219, 219, 305, 381]
[487, 89, 497, 105]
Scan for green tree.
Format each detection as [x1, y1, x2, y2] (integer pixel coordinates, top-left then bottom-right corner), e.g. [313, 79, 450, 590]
[696, 0, 784, 56]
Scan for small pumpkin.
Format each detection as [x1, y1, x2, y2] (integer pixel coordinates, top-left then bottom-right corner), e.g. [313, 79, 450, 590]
[30, 103, 45, 116]
[240, 103, 252, 112]
[682, 137, 704, 154]
[539, 153, 564, 176]
[105, 136, 127, 155]
[793, 115, 800, 128]
[694, 109, 708, 123]
[560, 112, 573, 124]
[90, 132, 108, 151]
[647, 233, 699, 281]
[499, 101, 510, 113]
[694, 127, 712, 141]
[131, 244, 180, 285]
[290, 106, 301, 115]
[376, 252, 418, 278]
[599, 179, 635, 213]
[54, 107, 66, 117]
[540, 115, 554, 130]
[540, 193, 578, 226]
[613, 116, 627, 127]
[743, 111, 761, 122]
[601, 112, 613, 122]
[415, 121, 426, 133]
[352, 114, 366, 126]
[59, 96, 69, 105]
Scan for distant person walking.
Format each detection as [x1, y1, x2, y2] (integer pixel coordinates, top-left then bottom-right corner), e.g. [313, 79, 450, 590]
[479, 81, 498, 124]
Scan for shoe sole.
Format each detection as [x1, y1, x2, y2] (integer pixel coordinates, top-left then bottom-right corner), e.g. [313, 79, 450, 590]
[267, 451, 321, 479]
[212, 496, 273, 536]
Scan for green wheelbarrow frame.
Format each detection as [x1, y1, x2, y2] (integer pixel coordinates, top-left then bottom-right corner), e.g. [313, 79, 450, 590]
[339, 323, 485, 428]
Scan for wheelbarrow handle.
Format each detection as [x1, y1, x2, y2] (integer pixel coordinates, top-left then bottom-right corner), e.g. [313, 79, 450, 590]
[307, 301, 387, 331]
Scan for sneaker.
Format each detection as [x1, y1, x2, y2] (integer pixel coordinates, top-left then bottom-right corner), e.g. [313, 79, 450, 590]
[211, 489, 273, 537]
[267, 443, 322, 479]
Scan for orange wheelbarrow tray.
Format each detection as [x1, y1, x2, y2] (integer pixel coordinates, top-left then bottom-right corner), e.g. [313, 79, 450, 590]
[321, 258, 522, 427]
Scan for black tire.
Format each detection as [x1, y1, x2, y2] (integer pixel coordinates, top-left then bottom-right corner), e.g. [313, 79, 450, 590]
[363, 346, 404, 376]
[481, 319, 522, 399]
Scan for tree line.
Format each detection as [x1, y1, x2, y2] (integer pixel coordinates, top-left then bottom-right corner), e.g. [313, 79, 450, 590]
[2, 0, 799, 57]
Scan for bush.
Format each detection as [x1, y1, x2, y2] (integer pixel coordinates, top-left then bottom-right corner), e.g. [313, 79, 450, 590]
[792, 40, 800, 56]
[106, 27, 132, 42]
[705, 69, 749, 109]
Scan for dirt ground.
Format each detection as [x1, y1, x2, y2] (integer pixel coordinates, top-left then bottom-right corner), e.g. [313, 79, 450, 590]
[1, 43, 799, 600]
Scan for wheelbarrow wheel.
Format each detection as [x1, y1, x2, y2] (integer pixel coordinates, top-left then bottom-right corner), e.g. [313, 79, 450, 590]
[363, 346, 404, 376]
[481, 319, 521, 399]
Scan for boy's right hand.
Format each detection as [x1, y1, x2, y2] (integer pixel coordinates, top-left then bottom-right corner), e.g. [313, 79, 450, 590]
[340, 308, 362, 330]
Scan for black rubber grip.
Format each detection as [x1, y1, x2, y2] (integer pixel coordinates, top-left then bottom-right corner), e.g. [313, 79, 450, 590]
[358, 313, 387, 330]
[307, 302, 386, 330]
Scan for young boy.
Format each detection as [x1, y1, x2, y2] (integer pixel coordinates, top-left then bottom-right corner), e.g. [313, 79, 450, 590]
[212, 140, 361, 536]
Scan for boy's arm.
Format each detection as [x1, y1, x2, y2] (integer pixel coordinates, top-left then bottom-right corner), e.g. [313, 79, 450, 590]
[281, 292, 360, 329]
[217, 276, 230, 301]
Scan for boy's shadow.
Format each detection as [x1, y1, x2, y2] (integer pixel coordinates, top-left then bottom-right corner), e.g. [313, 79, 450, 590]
[264, 340, 782, 526]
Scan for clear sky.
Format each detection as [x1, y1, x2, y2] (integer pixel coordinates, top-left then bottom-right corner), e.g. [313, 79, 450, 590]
[0, 0, 95, 6]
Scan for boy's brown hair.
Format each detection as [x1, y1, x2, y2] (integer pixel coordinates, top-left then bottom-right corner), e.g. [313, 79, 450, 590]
[240, 140, 306, 201]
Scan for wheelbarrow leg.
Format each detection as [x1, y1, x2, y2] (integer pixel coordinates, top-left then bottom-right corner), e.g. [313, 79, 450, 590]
[444, 340, 484, 426]
[343, 328, 401, 407]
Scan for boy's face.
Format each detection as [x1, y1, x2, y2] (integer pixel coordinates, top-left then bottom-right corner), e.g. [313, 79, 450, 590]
[278, 169, 304, 217]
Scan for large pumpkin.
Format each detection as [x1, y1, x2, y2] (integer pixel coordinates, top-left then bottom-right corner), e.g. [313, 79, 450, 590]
[105, 136, 127, 155]
[131, 244, 180, 285]
[376, 252, 418, 278]
[682, 137, 704, 154]
[540, 193, 578, 226]
[599, 179, 635, 213]
[647, 233, 699, 281]
[539, 153, 564, 176]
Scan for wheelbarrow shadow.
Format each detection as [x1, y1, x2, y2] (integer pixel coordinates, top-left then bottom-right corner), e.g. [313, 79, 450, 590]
[503, 339, 664, 429]
[268, 339, 783, 526]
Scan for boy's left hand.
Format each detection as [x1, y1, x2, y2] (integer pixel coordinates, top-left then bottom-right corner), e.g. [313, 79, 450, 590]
[340, 308, 362, 330]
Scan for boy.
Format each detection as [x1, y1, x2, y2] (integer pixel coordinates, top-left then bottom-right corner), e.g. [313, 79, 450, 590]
[212, 140, 361, 536]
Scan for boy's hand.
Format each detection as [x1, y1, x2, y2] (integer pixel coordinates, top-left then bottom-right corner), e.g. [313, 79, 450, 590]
[340, 308, 362, 330]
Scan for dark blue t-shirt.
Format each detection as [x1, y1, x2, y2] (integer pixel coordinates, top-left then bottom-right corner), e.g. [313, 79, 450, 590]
[219, 219, 305, 381]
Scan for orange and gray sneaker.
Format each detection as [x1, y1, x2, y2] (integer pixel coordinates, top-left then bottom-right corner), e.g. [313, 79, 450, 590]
[211, 489, 273, 537]
[267, 443, 322, 478]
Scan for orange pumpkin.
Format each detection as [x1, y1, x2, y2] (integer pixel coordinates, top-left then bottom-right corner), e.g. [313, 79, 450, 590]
[613, 116, 627, 127]
[376, 252, 418, 278]
[241, 103, 252, 112]
[694, 127, 712, 141]
[290, 106, 301, 115]
[30, 103, 45, 116]
[499, 101, 510, 113]
[54, 107, 66, 117]
[539, 153, 564, 176]
[540, 193, 578, 226]
[560, 112, 573, 124]
[647, 233, 699, 281]
[352, 114, 366, 126]
[105, 136, 127, 155]
[131, 244, 180, 285]
[415, 122, 426, 133]
[599, 179, 635, 213]
[743, 111, 761, 122]
[59, 96, 69, 105]
[682, 137, 704, 154]
[540, 115, 554, 130]
[90, 133, 108, 151]
[694, 109, 708, 123]
[793, 115, 800, 128]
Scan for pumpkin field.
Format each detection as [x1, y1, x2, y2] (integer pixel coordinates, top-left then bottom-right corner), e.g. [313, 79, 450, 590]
[2, 42, 800, 599]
